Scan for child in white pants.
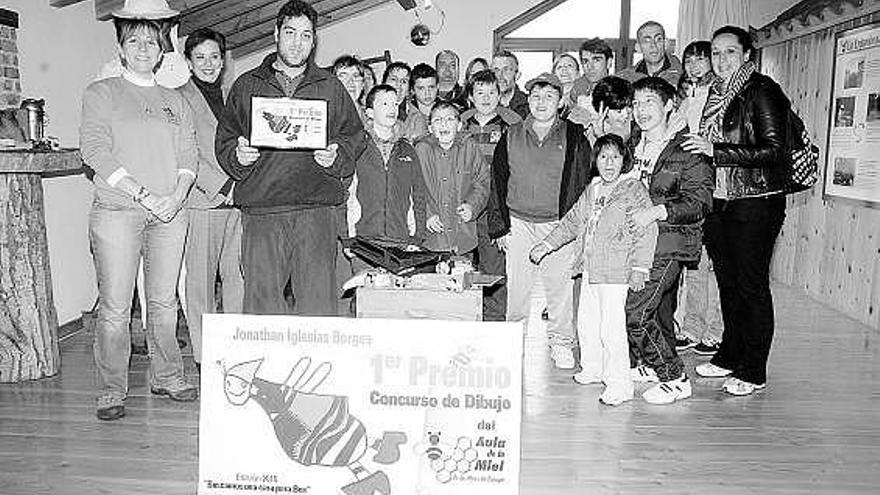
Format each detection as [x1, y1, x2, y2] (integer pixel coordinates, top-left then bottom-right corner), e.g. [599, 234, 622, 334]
[530, 134, 657, 405]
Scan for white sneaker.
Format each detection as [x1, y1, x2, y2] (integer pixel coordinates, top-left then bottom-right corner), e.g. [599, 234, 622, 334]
[695, 362, 732, 378]
[599, 387, 633, 406]
[643, 375, 692, 404]
[630, 365, 659, 383]
[722, 377, 766, 396]
[549, 345, 575, 369]
[572, 370, 602, 385]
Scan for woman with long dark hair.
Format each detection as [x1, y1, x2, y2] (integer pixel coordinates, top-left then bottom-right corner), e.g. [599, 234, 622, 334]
[683, 25, 790, 396]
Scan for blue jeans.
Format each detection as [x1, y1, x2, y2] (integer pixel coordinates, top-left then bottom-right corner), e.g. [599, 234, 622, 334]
[89, 202, 188, 398]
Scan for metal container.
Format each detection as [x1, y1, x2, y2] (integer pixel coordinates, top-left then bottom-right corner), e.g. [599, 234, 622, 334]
[19, 98, 45, 142]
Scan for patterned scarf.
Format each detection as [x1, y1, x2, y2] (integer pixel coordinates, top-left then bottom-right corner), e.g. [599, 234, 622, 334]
[699, 61, 756, 198]
[699, 60, 757, 143]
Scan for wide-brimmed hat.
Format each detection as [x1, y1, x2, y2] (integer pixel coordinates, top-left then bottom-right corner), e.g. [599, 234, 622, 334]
[112, 0, 180, 20]
[525, 72, 563, 93]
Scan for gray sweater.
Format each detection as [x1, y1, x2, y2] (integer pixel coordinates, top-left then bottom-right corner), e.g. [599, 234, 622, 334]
[543, 177, 657, 284]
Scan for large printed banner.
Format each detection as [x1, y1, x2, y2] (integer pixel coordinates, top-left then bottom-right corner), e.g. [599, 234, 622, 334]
[198, 314, 524, 495]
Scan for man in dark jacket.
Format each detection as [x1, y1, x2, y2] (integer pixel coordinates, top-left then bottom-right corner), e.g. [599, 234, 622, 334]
[626, 77, 713, 404]
[617, 21, 683, 87]
[216, 0, 365, 316]
[490, 50, 530, 119]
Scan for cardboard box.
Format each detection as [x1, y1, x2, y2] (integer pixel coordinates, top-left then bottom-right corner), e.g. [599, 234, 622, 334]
[356, 286, 482, 321]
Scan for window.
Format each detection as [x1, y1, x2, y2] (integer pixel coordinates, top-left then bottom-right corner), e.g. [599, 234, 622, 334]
[511, 51, 555, 86]
[495, 0, 679, 72]
[508, 1, 621, 39]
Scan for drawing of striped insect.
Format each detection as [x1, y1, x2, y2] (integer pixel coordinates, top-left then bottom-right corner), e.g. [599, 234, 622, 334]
[223, 357, 407, 495]
[261, 111, 303, 142]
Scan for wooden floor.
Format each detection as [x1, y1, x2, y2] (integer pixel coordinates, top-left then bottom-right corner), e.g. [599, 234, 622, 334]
[1, 283, 879, 494]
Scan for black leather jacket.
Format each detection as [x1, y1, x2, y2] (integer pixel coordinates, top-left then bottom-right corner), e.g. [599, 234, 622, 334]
[649, 129, 714, 265]
[713, 72, 790, 199]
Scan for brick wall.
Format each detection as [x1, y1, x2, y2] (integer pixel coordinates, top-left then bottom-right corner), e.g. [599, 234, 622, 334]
[0, 9, 20, 108]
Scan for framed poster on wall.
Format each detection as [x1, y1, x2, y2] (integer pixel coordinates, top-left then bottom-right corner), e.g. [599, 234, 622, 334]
[824, 21, 880, 207]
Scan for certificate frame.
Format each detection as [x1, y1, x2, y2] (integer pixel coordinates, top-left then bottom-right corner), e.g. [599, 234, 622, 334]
[823, 21, 880, 209]
[250, 96, 328, 150]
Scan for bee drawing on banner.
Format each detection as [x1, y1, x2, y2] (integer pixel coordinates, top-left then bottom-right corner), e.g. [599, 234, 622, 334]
[222, 357, 408, 495]
[261, 111, 303, 142]
[414, 430, 452, 462]
[414, 425, 479, 489]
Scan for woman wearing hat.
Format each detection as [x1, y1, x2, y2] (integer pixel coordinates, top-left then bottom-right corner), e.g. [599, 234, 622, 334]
[80, 0, 199, 421]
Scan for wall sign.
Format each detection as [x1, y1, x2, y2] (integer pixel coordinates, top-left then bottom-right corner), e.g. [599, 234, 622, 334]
[825, 21, 880, 206]
[198, 314, 524, 495]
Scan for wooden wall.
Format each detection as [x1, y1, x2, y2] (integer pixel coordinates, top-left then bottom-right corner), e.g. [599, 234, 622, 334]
[761, 11, 880, 331]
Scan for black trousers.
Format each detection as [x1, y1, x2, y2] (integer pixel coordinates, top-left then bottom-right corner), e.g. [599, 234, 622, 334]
[476, 214, 507, 321]
[704, 195, 786, 385]
[626, 258, 685, 382]
[241, 207, 337, 316]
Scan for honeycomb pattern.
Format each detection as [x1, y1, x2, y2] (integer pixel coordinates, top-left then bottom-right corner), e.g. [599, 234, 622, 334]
[429, 436, 477, 484]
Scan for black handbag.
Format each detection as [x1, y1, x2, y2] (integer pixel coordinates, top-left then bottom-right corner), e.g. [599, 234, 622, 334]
[784, 108, 820, 194]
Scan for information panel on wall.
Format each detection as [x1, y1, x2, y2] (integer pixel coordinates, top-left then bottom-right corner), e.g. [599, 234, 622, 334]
[198, 314, 524, 495]
[825, 22, 880, 206]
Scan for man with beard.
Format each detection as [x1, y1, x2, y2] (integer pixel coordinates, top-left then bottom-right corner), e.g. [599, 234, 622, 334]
[491, 50, 530, 119]
[435, 49, 467, 108]
[216, 0, 365, 315]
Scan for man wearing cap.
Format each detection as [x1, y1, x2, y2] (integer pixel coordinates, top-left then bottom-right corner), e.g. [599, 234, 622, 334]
[487, 73, 593, 369]
[215, 0, 365, 316]
[617, 21, 682, 86]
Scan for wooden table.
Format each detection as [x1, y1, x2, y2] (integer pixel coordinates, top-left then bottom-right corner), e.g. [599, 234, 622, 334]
[0, 148, 82, 382]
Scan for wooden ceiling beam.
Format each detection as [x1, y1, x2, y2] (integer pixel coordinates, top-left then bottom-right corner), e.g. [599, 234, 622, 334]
[180, 0, 279, 36]
[50, 0, 89, 8]
[95, 0, 220, 21]
[229, 0, 392, 58]
[210, 0, 355, 35]
[92, 0, 396, 59]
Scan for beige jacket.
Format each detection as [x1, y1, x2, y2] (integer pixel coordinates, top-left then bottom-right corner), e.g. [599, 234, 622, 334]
[179, 79, 232, 209]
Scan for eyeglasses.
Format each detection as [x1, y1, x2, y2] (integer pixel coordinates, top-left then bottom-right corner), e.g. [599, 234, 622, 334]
[431, 116, 459, 125]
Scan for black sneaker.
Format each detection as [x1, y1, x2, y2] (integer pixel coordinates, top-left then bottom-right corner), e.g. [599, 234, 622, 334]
[693, 341, 720, 355]
[675, 336, 697, 351]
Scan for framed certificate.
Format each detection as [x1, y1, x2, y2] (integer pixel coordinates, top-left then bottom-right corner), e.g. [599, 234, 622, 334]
[250, 96, 328, 150]
[823, 21, 880, 208]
